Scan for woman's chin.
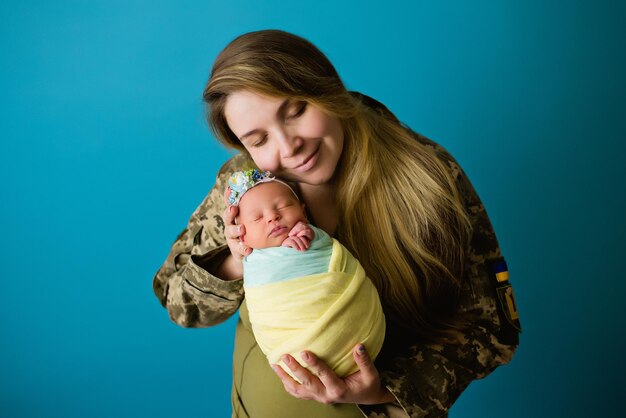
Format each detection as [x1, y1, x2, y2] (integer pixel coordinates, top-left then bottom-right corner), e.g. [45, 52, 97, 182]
[291, 168, 336, 186]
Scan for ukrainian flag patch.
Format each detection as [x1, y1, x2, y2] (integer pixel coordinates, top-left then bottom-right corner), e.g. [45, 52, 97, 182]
[490, 258, 521, 336]
[493, 259, 510, 283]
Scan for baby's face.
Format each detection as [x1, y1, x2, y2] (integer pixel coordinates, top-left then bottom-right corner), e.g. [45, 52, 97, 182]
[237, 181, 306, 249]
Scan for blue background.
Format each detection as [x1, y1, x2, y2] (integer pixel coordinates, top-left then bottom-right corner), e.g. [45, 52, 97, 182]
[1, 0, 624, 417]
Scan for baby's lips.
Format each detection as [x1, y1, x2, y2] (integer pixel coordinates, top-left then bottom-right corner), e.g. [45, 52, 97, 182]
[269, 225, 288, 237]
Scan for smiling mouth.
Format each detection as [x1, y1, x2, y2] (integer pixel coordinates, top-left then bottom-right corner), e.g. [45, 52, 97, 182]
[292, 145, 320, 171]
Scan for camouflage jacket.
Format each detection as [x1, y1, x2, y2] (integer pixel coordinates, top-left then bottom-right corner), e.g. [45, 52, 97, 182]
[153, 132, 521, 418]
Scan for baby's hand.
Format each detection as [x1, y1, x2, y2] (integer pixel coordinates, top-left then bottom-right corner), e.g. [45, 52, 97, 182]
[281, 222, 314, 251]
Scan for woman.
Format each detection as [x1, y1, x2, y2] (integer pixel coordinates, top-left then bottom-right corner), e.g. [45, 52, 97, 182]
[153, 30, 520, 418]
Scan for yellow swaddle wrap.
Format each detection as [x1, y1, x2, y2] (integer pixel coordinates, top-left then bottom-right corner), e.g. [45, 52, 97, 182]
[244, 238, 386, 378]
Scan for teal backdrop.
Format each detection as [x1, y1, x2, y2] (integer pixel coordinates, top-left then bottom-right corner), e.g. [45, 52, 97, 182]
[1, 0, 624, 417]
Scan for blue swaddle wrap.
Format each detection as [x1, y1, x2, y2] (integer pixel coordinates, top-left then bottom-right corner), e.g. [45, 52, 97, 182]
[242, 225, 332, 288]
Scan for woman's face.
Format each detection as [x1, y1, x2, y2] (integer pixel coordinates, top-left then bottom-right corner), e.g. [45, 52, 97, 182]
[223, 90, 344, 185]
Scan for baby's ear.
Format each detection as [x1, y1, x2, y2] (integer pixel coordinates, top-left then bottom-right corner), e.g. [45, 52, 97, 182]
[301, 203, 307, 219]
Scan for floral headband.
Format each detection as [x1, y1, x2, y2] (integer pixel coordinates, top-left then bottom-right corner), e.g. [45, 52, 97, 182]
[227, 169, 298, 206]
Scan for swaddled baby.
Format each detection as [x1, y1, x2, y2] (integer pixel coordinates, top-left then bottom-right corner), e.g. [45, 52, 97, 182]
[228, 169, 385, 378]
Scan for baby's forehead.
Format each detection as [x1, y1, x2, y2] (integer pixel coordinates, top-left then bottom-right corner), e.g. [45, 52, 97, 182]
[257, 181, 295, 195]
[238, 181, 298, 207]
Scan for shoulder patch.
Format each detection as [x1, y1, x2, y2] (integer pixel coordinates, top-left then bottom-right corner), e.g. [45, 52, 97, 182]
[489, 258, 521, 344]
[493, 259, 510, 283]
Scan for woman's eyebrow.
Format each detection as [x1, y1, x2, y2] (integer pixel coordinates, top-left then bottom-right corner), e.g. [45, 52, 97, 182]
[238, 98, 291, 141]
[239, 129, 261, 142]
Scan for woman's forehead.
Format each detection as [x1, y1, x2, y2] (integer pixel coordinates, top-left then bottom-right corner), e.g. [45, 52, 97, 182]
[224, 91, 287, 137]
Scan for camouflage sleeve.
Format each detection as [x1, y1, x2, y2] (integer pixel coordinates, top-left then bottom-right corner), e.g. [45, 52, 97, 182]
[152, 153, 256, 328]
[360, 136, 521, 418]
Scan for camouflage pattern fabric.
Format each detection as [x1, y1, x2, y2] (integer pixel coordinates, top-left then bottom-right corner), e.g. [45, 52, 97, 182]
[153, 153, 255, 327]
[153, 130, 520, 418]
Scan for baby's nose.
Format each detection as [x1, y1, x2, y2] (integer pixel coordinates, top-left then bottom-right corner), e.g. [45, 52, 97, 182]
[267, 211, 281, 222]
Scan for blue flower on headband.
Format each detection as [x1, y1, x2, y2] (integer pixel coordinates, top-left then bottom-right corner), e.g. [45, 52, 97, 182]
[227, 169, 274, 205]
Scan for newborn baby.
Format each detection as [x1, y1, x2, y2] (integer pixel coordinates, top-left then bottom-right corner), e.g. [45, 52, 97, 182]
[228, 169, 385, 378]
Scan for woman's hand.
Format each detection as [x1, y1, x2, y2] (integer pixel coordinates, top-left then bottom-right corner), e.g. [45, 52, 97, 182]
[223, 186, 253, 258]
[216, 187, 251, 280]
[272, 344, 396, 405]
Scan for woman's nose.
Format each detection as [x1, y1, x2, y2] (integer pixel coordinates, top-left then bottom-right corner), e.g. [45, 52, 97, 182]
[276, 129, 303, 158]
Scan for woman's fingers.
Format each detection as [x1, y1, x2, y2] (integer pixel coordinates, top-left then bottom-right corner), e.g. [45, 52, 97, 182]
[224, 222, 244, 240]
[235, 240, 252, 257]
[351, 344, 378, 385]
[274, 347, 389, 405]
[221, 205, 250, 258]
[274, 355, 324, 400]
[299, 351, 345, 399]
[281, 355, 316, 387]
[222, 207, 243, 243]
[223, 204, 237, 226]
[273, 363, 309, 399]
[275, 349, 387, 405]
[223, 186, 232, 205]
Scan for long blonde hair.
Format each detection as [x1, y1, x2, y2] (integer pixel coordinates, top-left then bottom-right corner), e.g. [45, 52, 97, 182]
[204, 30, 472, 340]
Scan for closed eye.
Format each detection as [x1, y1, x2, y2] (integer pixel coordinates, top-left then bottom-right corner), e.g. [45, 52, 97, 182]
[244, 214, 262, 222]
[286, 102, 307, 120]
[251, 134, 268, 148]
